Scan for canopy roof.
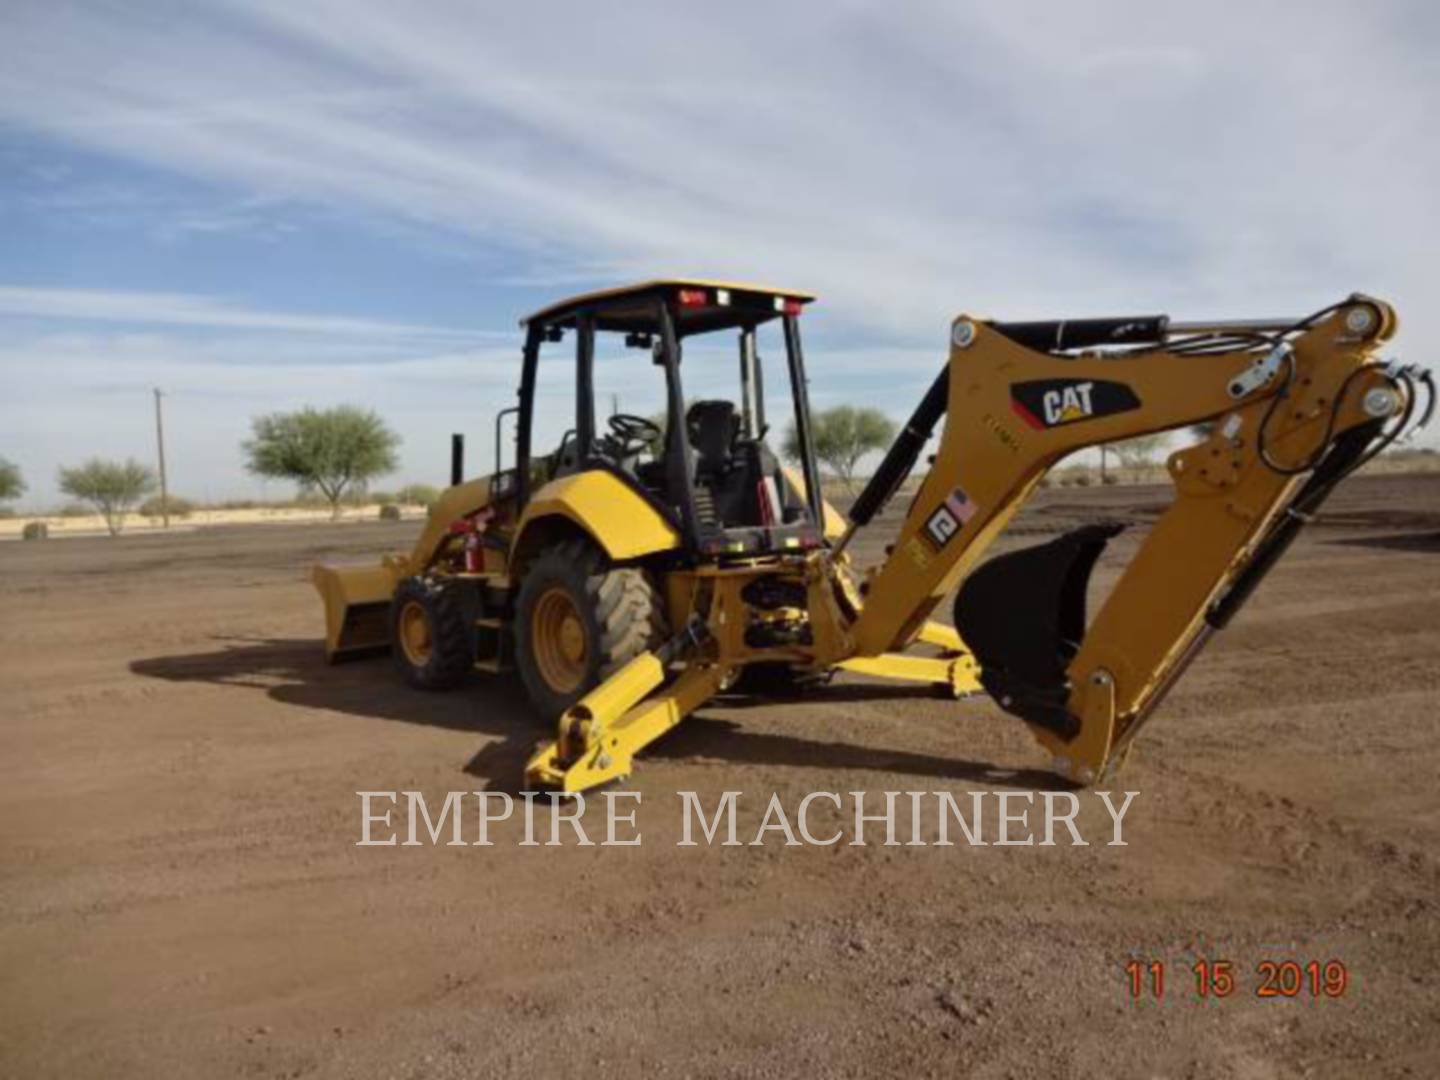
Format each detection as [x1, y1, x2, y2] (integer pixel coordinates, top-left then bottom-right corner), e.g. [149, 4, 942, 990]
[521, 278, 816, 336]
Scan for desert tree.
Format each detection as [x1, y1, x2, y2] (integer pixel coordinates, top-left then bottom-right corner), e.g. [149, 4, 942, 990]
[0, 457, 23, 503]
[57, 458, 157, 536]
[784, 405, 896, 492]
[243, 406, 400, 518]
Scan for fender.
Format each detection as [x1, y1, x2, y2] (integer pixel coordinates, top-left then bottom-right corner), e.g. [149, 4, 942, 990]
[514, 471, 681, 565]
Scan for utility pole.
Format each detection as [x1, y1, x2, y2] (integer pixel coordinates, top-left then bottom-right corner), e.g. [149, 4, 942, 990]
[153, 388, 170, 528]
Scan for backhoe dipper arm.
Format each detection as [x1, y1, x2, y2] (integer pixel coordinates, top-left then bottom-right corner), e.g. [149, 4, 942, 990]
[850, 296, 1410, 781]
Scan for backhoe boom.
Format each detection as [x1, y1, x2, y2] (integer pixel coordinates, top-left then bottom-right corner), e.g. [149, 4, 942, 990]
[855, 296, 1414, 781]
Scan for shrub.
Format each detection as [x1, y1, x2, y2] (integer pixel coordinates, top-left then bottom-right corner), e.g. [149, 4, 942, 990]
[1071, 474, 1092, 487]
[379, 503, 403, 521]
[217, 498, 259, 511]
[397, 483, 441, 509]
[1101, 473, 1120, 486]
[369, 490, 397, 506]
[22, 521, 48, 541]
[59, 503, 92, 518]
[140, 495, 195, 519]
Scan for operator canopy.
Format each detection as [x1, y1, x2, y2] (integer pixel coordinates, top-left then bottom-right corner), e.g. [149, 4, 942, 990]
[521, 279, 815, 337]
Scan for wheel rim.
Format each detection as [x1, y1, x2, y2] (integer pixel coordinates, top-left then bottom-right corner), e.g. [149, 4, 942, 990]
[532, 586, 588, 694]
[398, 600, 433, 667]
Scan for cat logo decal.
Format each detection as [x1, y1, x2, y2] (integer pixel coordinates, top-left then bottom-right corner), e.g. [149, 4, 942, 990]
[1010, 378, 1141, 430]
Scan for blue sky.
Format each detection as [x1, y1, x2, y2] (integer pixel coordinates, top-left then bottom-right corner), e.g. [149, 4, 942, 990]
[2, 1, 1436, 507]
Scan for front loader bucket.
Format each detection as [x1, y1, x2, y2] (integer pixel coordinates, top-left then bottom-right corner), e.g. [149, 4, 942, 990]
[312, 563, 401, 661]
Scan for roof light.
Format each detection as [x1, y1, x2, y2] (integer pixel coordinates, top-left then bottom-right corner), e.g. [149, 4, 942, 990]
[715, 289, 731, 306]
[677, 288, 709, 307]
[783, 298, 804, 316]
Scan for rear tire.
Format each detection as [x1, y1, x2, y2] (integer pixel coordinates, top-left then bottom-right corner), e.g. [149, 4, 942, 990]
[515, 539, 667, 721]
[390, 576, 473, 690]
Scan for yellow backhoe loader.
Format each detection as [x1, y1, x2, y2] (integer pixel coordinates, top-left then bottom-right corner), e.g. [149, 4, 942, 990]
[314, 280, 1431, 791]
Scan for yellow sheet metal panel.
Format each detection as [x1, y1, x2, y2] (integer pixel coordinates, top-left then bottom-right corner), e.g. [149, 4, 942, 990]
[518, 471, 681, 561]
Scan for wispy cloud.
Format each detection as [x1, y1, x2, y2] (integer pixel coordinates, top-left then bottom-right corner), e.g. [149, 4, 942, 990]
[0, 0, 1435, 505]
[3, 1, 1433, 331]
[0, 286, 498, 340]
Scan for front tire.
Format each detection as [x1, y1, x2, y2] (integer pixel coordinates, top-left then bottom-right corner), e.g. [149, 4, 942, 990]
[390, 576, 473, 690]
[514, 539, 667, 721]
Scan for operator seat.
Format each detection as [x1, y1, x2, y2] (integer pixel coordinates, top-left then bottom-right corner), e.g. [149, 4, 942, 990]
[686, 400, 742, 527]
[686, 400, 739, 478]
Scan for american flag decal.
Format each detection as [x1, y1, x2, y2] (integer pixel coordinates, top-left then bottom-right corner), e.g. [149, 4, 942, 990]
[923, 486, 979, 549]
[944, 487, 977, 524]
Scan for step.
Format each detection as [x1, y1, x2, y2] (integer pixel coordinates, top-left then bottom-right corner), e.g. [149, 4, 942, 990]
[473, 615, 513, 674]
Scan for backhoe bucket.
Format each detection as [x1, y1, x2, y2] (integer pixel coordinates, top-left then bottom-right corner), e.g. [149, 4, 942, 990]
[312, 563, 401, 661]
[954, 522, 1124, 737]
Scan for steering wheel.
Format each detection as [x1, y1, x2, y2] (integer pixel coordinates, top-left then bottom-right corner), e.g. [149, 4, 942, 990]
[605, 413, 663, 456]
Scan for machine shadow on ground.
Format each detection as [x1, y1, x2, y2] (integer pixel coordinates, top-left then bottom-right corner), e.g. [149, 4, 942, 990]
[1325, 530, 1440, 553]
[130, 638, 1065, 792]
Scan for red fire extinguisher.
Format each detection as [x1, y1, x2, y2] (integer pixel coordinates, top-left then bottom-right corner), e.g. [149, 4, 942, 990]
[463, 529, 482, 572]
[449, 507, 495, 573]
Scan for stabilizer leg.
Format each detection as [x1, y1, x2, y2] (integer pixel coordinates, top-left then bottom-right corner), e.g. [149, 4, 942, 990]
[524, 657, 728, 792]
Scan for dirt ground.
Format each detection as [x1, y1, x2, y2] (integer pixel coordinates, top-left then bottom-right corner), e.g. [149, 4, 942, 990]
[2, 472, 1438, 1079]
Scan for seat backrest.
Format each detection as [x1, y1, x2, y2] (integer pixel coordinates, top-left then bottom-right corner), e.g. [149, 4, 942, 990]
[686, 400, 739, 476]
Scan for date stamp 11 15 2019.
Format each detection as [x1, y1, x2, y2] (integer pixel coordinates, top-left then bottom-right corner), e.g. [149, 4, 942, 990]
[1125, 958, 1349, 1002]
